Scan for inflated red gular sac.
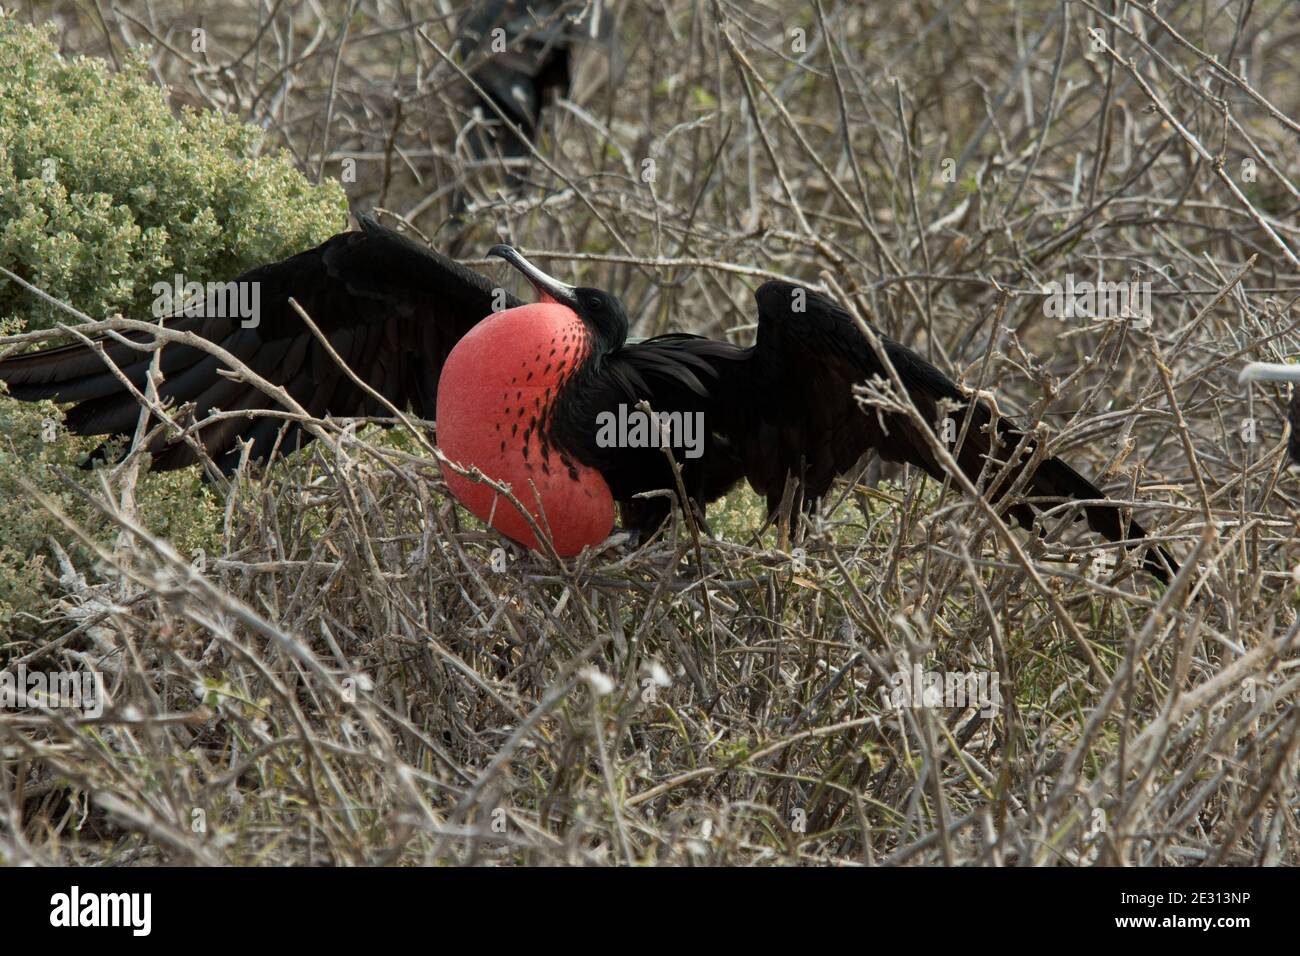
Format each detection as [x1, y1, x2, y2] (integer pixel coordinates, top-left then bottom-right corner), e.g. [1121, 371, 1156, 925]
[438, 243, 732, 556]
[435, 252, 615, 556]
[0, 215, 1176, 581]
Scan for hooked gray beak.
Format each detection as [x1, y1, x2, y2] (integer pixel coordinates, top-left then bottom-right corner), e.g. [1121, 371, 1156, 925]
[488, 245, 578, 308]
[1239, 362, 1300, 385]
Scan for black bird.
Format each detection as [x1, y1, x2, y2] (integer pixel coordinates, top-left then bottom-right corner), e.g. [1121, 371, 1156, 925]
[0, 215, 1174, 579]
[455, 0, 577, 183]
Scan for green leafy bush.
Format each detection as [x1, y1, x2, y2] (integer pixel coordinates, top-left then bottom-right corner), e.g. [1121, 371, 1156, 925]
[0, 12, 347, 633]
[0, 13, 347, 330]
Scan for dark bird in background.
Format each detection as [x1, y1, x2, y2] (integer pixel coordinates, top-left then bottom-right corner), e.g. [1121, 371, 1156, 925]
[0, 215, 1175, 580]
[1239, 362, 1300, 463]
[454, 0, 580, 189]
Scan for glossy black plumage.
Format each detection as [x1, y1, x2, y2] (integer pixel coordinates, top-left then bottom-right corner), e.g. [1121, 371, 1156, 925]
[549, 281, 1174, 582]
[729, 284, 1173, 580]
[0, 216, 512, 473]
[0, 219, 1174, 581]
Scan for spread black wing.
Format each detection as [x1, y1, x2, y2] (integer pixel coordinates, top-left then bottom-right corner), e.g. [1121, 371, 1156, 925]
[0, 215, 514, 473]
[599, 282, 1175, 582]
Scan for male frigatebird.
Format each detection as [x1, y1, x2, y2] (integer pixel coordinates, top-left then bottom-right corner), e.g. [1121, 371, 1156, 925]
[0, 215, 1175, 580]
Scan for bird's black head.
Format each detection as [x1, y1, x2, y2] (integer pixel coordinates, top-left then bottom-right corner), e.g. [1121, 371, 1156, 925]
[568, 286, 628, 353]
[488, 244, 628, 353]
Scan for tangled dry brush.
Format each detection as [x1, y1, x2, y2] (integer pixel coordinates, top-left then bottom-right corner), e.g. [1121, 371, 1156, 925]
[3, 0, 1300, 865]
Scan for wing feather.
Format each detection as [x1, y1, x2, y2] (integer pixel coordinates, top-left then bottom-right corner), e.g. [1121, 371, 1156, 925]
[700, 281, 1175, 581]
[0, 215, 516, 475]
